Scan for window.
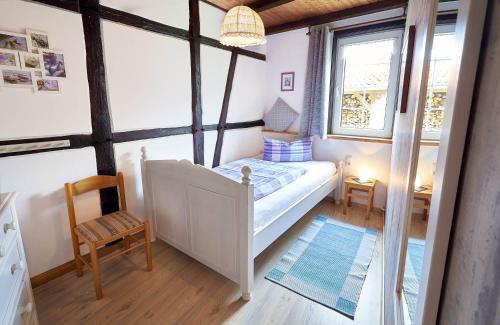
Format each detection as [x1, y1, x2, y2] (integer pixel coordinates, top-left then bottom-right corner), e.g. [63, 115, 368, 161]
[331, 30, 402, 138]
[422, 25, 456, 140]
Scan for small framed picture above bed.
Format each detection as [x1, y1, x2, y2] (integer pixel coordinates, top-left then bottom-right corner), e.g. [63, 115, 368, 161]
[0, 31, 30, 52]
[0, 49, 20, 69]
[26, 29, 50, 52]
[34, 78, 61, 94]
[40, 49, 66, 78]
[281, 72, 294, 91]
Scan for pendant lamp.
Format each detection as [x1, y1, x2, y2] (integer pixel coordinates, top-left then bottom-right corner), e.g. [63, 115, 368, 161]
[220, 5, 267, 48]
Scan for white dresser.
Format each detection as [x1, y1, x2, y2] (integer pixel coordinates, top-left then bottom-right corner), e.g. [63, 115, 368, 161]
[0, 193, 38, 325]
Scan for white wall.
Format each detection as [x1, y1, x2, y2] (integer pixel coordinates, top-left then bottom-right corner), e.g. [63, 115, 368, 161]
[264, 28, 309, 133]
[102, 21, 192, 131]
[0, 0, 266, 277]
[200, 1, 224, 39]
[264, 28, 440, 208]
[227, 55, 267, 123]
[101, 0, 189, 30]
[221, 128, 264, 164]
[0, 148, 101, 276]
[201, 45, 230, 125]
[0, 1, 91, 139]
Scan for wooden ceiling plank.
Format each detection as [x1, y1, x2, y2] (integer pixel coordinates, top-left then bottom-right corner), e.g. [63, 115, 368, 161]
[250, 0, 295, 12]
[266, 0, 408, 35]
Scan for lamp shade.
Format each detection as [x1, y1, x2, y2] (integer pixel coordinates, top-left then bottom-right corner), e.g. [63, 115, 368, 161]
[220, 6, 267, 48]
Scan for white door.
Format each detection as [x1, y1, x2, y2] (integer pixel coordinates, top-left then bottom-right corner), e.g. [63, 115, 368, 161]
[383, 0, 438, 324]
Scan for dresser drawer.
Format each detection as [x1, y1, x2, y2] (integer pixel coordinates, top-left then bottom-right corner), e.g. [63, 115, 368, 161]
[0, 205, 17, 256]
[11, 277, 35, 325]
[0, 241, 25, 320]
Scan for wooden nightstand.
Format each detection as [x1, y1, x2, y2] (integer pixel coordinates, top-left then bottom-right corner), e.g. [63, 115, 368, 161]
[414, 185, 433, 220]
[343, 176, 377, 215]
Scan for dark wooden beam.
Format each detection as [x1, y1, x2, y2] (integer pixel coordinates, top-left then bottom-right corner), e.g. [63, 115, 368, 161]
[212, 51, 238, 168]
[189, 0, 205, 165]
[99, 5, 190, 40]
[0, 135, 92, 147]
[113, 127, 192, 143]
[204, 120, 265, 131]
[250, 0, 294, 12]
[266, 0, 408, 35]
[0, 135, 93, 158]
[0, 119, 266, 158]
[27, 0, 79, 12]
[80, 0, 119, 214]
[225, 120, 265, 130]
[200, 36, 266, 61]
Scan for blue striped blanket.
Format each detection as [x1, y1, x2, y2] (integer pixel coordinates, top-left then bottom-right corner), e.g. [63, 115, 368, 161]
[213, 158, 306, 201]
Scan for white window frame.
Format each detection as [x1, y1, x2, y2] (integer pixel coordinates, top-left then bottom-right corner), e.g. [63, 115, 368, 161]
[332, 29, 403, 138]
[421, 23, 456, 140]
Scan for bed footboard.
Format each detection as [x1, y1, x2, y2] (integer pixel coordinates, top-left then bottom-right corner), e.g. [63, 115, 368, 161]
[140, 147, 254, 300]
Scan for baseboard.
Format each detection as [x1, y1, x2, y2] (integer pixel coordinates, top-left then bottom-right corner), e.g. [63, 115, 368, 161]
[31, 259, 75, 288]
[30, 240, 126, 288]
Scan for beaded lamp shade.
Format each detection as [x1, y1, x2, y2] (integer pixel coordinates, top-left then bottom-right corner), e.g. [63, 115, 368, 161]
[220, 6, 267, 48]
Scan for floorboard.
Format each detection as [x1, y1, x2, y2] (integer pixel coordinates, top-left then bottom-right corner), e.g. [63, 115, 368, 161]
[34, 201, 384, 324]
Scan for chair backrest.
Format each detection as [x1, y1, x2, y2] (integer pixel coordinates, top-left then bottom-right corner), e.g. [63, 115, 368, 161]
[64, 172, 127, 229]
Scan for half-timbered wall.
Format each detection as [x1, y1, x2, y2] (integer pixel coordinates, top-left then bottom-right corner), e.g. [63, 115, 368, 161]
[0, 0, 266, 277]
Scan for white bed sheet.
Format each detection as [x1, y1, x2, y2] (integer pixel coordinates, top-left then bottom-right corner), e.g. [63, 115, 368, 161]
[253, 160, 336, 234]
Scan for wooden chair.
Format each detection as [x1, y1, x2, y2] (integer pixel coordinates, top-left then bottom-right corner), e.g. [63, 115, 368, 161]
[64, 172, 153, 300]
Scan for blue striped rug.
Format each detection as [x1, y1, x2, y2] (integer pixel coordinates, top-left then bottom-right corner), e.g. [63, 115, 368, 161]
[265, 216, 378, 319]
[403, 238, 425, 324]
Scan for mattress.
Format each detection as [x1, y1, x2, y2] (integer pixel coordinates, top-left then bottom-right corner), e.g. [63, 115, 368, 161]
[213, 158, 307, 201]
[253, 160, 337, 234]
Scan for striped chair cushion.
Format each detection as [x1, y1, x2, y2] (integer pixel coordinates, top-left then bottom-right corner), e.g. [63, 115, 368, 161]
[76, 211, 142, 242]
[263, 137, 313, 162]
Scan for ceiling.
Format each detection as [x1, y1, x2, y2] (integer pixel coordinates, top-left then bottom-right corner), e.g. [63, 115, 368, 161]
[204, 0, 403, 34]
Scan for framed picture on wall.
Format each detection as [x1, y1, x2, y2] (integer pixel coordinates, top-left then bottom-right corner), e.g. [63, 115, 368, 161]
[34, 78, 61, 93]
[26, 29, 50, 52]
[19, 52, 43, 71]
[0, 49, 20, 69]
[40, 49, 66, 78]
[0, 31, 29, 52]
[281, 72, 294, 91]
[1, 69, 34, 88]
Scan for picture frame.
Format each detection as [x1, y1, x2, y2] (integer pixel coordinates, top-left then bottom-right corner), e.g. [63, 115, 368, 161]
[1, 69, 34, 88]
[0, 49, 20, 69]
[0, 31, 30, 52]
[281, 72, 295, 91]
[40, 49, 66, 78]
[26, 29, 50, 52]
[19, 51, 43, 71]
[34, 77, 61, 94]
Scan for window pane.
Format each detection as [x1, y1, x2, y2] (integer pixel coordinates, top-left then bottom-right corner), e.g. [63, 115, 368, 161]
[340, 39, 395, 130]
[422, 32, 455, 134]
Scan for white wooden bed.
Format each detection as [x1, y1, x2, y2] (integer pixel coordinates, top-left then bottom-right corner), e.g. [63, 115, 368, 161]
[140, 147, 343, 301]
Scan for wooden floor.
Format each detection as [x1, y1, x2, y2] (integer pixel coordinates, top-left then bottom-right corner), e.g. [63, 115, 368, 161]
[34, 201, 384, 325]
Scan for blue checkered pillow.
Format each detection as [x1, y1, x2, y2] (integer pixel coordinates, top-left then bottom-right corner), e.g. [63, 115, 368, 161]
[263, 137, 313, 162]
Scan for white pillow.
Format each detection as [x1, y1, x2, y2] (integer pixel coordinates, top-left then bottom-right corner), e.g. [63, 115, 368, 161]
[263, 97, 299, 132]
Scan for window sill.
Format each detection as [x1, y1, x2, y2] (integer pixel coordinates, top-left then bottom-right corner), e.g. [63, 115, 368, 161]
[262, 129, 298, 136]
[261, 130, 440, 147]
[327, 134, 440, 146]
[327, 134, 393, 144]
